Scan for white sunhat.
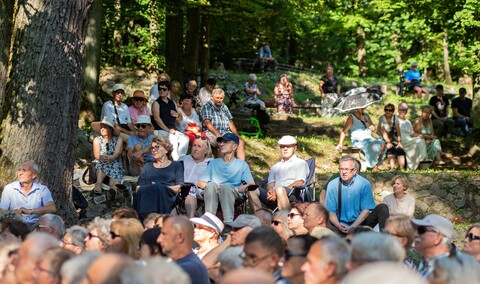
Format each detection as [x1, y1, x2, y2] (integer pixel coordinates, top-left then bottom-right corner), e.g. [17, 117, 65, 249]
[136, 115, 152, 125]
[190, 212, 225, 235]
[278, 135, 297, 145]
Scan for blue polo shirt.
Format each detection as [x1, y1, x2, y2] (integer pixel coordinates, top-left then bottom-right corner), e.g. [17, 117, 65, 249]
[128, 133, 155, 162]
[404, 69, 421, 88]
[200, 158, 253, 187]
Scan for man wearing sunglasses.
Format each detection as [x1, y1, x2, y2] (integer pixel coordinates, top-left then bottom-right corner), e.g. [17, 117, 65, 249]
[101, 83, 135, 140]
[411, 214, 454, 278]
[127, 115, 155, 176]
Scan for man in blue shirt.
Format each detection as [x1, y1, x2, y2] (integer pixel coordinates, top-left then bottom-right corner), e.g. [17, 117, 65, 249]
[257, 43, 276, 72]
[0, 160, 56, 227]
[404, 62, 430, 100]
[198, 133, 255, 222]
[325, 155, 389, 235]
[127, 115, 155, 175]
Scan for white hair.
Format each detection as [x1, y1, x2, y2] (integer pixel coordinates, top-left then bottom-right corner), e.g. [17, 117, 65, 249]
[65, 225, 89, 249]
[350, 232, 405, 268]
[39, 213, 65, 238]
[119, 257, 191, 284]
[0, 239, 21, 275]
[317, 236, 350, 279]
[343, 262, 427, 284]
[60, 251, 101, 284]
[248, 74, 257, 81]
[432, 253, 480, 284]
[24, 232, 59, 262]
[218, 246, 244, 270]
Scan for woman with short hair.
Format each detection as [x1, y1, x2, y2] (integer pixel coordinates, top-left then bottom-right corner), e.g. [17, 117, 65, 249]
[384, 214, 417, 269]
[463, 224, 480, 261]
[107, 218, 144, 259]
[84, 217, 112, 252]
[382, 175, 415, 216]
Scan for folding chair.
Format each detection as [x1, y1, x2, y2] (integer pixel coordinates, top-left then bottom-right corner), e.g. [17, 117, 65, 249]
[174, 183, 195, 215]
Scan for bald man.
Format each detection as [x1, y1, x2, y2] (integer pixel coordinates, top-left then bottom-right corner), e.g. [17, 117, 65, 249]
[158, 215, 210, 284]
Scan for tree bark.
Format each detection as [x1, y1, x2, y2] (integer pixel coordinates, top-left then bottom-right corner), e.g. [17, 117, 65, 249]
[165, 1, 184, 82]
[81, 0, 103, 127]
[356, 25, 367, 77]
[1, 0, 93, 226]
[0, 0, 14, 117]
[184, 7, 201, 81]
[199, 9, 211, 86]
[113, 0, 122, 66]
[442, 29, 452, 84]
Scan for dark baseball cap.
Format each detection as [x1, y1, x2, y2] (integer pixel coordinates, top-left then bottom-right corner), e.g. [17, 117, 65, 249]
[216, 133, 239, 145]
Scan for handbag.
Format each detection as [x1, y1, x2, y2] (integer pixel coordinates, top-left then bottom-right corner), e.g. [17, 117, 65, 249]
[82, 161, 97, 185]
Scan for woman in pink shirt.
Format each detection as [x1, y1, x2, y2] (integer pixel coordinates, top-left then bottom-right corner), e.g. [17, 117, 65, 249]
[129, 90, 150, 123]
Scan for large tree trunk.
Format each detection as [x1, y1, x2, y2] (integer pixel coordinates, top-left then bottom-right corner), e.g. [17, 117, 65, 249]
[165, 1, 184, 82]
[113, 0, 122, 66]
[184, 7, 201, 81]
[443, 29, 452, 84]
[473, 72, 480, 130]
[199, 9, 211, 86]
[0, 0, 14, 116]
[356, 25, 367, 77]
[81, 0, 103, 127]
[0, 0, 93, 226]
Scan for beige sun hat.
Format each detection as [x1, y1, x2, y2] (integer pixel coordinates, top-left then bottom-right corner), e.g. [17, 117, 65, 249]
[91, 117, 119, 136]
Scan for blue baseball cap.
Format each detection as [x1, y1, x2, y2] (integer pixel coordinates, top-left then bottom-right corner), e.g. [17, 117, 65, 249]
[216, 133, 239, 145]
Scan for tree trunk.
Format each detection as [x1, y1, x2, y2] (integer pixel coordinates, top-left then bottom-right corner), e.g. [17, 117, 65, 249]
[165, 1, 184, 82]
[0, 0, 93, 226]
[356, 25, 367, 77]
[81, 0, 103, 127]
[199, 9, 211, 86]
[443, 29, 452, 84]
[0, 0, 14, 116]
[113, 0, 122, 66]
[184, 7, 201, 81]
[473, 72, 480, 130]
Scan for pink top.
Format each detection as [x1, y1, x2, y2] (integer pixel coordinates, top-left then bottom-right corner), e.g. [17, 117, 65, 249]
[128, 105, 150, 123]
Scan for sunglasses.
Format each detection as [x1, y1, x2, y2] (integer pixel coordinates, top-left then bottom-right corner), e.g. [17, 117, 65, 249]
[465, 233, 480, 242]
[417, 226, 440, 235]
[280, 145, 295, 149]
[133, 97, 145, 102]
[384, 109, 394, 112]
[87, 232, 100, 240]
[137, 124, 148, 129]
[150, 144, 162, 152]
[288, 213, 301, 219]
[195, 135, 208, 140]
[159, 87, 169, 92]
[110, 231, 122, 239]
[271, 220, 281, 226]
[284, 250, 307, 261]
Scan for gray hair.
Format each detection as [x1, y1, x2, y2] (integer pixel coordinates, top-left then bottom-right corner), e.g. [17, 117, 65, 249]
[218, 246, 244, 270]
[87, 217, 113, 244]
[248, 74, 257, 81]
[39, 213, 66, 239]
[338, 155, 360, 170]
[432, 253, 480, 284]
[350, 232, 405, 268]
[317, 236, 350, 279]
[273, 210, 294, 240]
[24, 232, 59, 262]
[119, 257, 191, 284]
[65, 225, 89, 249]
[20, 160, 40, 175]
[60, 251, 101, 284]
[0, 239, 21, 275]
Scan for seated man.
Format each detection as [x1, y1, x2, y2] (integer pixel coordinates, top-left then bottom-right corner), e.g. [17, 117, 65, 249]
[127, 115, 155, 176]
[429, 84, 454, 138]
[256, 43, 276, 72]
[247, 135, 309, 212]
[197, 78, 216, 108]
[452, 87, 473, 136]
[101, 83, 135, 141]
[178, 137, 213, 218]
[0, 160, 56, 228]
[197, 133, 255, 223]
[325, 155, 389, 235]
[201, 88, 246, 160]
[404, 62, 430, 100]
[243, 74, 266, 111]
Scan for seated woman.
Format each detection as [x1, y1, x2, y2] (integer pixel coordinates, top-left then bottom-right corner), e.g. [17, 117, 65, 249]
[336, 108, 385, 171]
[170, 80, 181, 105]
[382, 175, 415, 216]
[377, 103, 406, 170]
[190, 212, 224, 259]
[244, 74, 266, 110]
[397, 102, 429, 170]
[128, 90, 150, 124]
[287, 202, 309, 236]
[84, 217, 112, 252]
[107, 218, 144, 259]
[91, 117, 124, 193]
[274, 74, 295, 114]
[176, 95, 208, 145]
[413, 105, 444, 165]
[134, 135, 184, 218]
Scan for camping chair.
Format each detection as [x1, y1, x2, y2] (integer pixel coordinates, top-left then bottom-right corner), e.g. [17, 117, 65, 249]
[174, 183, 196, 215]
[272, 157, 317, 213]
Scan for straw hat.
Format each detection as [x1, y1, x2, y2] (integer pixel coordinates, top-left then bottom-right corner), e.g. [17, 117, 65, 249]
[91, 117, 119, 136]
[128, 90, 147, 104]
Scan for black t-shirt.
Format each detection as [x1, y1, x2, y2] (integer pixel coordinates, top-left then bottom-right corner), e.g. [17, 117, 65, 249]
[429, 96, 449, 119]
[152, 97, 177, 130]
[451, 97, 472, 118]
[321, 75, 339, 94]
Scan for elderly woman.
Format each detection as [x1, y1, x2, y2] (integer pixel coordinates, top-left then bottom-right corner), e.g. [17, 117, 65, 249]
[107, 218, 144, 259]
[463, 224, 480, 261]
[61, 225, 89, 255]
[91, 117, 124, 193]
[190, 212, 224, 259]
[382, 175, 415, 217]
[274, 74, 295, 114]
[176, 95, 208, 144]
[336, 108, 385, 171]
[384, 214, 417, 269]
[287, 202, 309, 236]
[133, 135, 184, 217]
[377, 103, 406, 170]
[244, 74, 266, 111]
[397, 102, 429, 170]
[84, 217, 112, 252]
[413, 105, 444, 165]
[128, 90, 150, 124]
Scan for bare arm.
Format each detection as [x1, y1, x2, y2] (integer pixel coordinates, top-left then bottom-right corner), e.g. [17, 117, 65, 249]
[93, 137, 101, 160]
[203, 119, 222, 138]
[336, 116, 353, 149]
[17, 201, 56, 215]
[228, 121, 240, 136]
[152, 101, 170, 132]
[202, 234, 231, 269]
[351, 210, 370, 227]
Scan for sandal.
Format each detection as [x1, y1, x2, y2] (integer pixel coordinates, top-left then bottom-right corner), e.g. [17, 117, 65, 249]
[93, 185, 102, 194]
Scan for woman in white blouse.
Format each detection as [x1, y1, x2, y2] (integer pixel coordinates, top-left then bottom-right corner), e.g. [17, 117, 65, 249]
[382, 175, 415, 216]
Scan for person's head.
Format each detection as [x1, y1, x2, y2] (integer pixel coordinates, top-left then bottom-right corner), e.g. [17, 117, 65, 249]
[303, 203, 329, 233]
[435, 84, 444, 96]
[429, 251, 480, 284]
[459, 87, 467, 99]
[281, 235, 317, 281]
[187, 80, 197, 93]
[217, 133, 240, 157]
[107, 218, 144, 259]
[227, 214, 262, 247]
[384, 215, 415, 250]
[220, 268, 274, 284]
[158, 72, 171, 83]
[85, 217, 112, 252]
[130, 90, 147, 109]
[411, 214, 454, 259]
[345, 226, 373, 244]
[0, 220, 30, 241]
[325, 65, 334, 76]
[0, 238, 21, 280]
[271, 210, 293, 241]
[34, 247, 75, 284]
[35, 214, 65, 240]
[143, 213, 161, 230]
[420, 105, 432, 120]
[338, 155, 359, 183]
[120, 256, 190, 284]
[248, 73, 257, 85]
[17, 160, 39, 185]
[211, 88, 225, 107]
[191, 136, 212, 161]
[206, 78, 217, 92]
[157, 215, 194, 260]
[384, 103, 395, 118]
[277, 135, 297, 161]
[348, 232, 405, 270]
[411, 62, 418, 70]
[112, 208, 140, 220]
[279, 74, 288, 84]
[301, 236, 350, 284]
[390, 175, 409, 197]
[180, 94, 195, 111]
[139, 228, 163, 259]
[190, 212, 224, 245]
[60, 251, 101, 284]
[462, 224, 480, 259]
[158, 80, 171, 98]
[254, 209, 273, 227]
[151, 135, 173, 161]
[218, 247, 244, 282]
[170, 80, 181, 95]
[397, 102, 409, 118]
[263, 43, 270, 51]
[242, 227, 284, 275]
[14, 232, 59, 284]
[342, 262, 427, 284]
[134, 115, 153, 139]
[84, 253, 134, 284]
[61, 225, 88, 255]
[111, 83, 125, 102]
[288, 202, 309, 234]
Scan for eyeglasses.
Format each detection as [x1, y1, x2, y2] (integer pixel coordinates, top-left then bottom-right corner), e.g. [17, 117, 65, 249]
[465, 233, 480, 242]
[384, 109, 394, 112]
[150, 144, 162, 152]
[239, 251, 271, 266]
[137, 124, 148, 129]
[284, 250, 307, 261]
[280, 145, 295, 149]
[339, 168, 355, 173]
[417, 226, 440, 235]
[195, 135, 208, 140]
[110, 231, 122, 239]
[271, 220, 281, 226]
[383, 230, 402, 238]
[87, 232, 100, 240]
[288, 213, 301, 219]
[61, 238, 78, 247]
[398, 108, 408, 112]
[133, 98, 144, 102]
[159, 88, 168, 92]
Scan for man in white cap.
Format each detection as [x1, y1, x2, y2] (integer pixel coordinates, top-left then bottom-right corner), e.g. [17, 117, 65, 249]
[404, 62, 430, 100]
[247, 135, 309, 212]
[101, 83, 135, 139]
[127, 115, 155, 176]
[411, 214, 454, 278]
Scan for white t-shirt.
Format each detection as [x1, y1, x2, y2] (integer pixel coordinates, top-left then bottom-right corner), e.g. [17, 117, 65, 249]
[267, 155, 309, 188]
[101, 101, 131, 125]
[382, 193, 415, 216]
[176, 108, 202, 133]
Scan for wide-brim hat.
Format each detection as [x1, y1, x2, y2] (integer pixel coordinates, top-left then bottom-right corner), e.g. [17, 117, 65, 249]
[190, 212, 225, 235]
[411, 214, 454, 240]
[78, 168, 95, 191]
[278, 135, 297, 145]
[91, 117, 119, 136]
[128, 91, 147, 104]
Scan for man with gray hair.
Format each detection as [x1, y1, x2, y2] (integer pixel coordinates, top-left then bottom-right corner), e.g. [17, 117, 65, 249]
[301, 236, 350, 284]
[60, 251, 101, 284]
[411, 214, 454, 278]
[0, 160, 56, 228]
[35, 213, 65, 240]
[61, 225, 89, 254]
